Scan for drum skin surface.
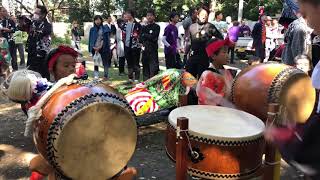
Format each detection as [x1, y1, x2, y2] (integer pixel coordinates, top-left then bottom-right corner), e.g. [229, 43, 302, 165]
[166, 105, 265, 179]
[231, 63, 315, 124]
[33, 80, 137, 180]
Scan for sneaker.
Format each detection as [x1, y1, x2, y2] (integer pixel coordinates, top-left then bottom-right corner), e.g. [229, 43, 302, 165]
[119, 72, 126, 76]
[94, 76, 99, 80]
[128, 79, 134, 83]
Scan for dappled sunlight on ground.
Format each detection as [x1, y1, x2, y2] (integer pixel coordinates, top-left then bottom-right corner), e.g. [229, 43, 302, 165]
[0, 144, 36, 180]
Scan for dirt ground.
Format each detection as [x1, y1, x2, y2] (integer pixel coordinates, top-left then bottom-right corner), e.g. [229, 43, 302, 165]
[0, 96, 306, 180]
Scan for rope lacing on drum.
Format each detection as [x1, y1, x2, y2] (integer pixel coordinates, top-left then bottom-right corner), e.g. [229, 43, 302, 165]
[177, 128, 201, 162]
[25, 74, 78, 136]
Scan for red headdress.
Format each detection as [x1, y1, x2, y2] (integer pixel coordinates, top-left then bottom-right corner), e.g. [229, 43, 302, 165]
[205, 38, 234, 58]
[47, 45, 78, 71]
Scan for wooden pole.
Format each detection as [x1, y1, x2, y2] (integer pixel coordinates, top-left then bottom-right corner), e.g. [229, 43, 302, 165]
[178, 94, 188, 107]
[176, 117, 189, 180]
[263, 103, 281, 180]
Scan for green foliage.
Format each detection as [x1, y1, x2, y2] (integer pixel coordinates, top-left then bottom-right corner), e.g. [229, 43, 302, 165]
[218, 0, 283, 21]
[67, 0, 93, 24]
[94, 0, 116, 17]
[51, 34, 71, 48]
[14, 0, 283, 23]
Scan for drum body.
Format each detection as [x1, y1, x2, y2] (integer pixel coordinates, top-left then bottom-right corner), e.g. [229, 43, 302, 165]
[166, 105, 265, 179]
[33, 80, 137, 180]
[232, 63, 315, 124]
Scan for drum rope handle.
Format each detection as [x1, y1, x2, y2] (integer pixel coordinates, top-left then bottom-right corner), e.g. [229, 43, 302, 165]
[178, 130, 197, 158]
[176, 127, 193, 152]
[183, 131, 193, 153]
[264, 160, 281, 166]
[24, 74, 77, 136]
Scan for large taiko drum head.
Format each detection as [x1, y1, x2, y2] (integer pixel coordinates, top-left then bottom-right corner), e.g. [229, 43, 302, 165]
[166, 105, 265, 179]
[33, 80, 137, 180]
[231, 63, 316, 124]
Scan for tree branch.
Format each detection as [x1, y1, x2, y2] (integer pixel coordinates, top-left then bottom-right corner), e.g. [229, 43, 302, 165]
[57, 0, 65, 9]
[40, 0, 45, 6]
[13, 0, 33, 15]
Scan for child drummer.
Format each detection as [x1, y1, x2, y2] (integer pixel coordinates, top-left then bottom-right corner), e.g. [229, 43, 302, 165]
[2, 46, 136, 180]
[196, 38, 239, 107]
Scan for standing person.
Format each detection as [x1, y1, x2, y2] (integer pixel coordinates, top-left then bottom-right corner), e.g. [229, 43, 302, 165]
[122, 9, 142, 83]
[272, 19, 281, 35]
[226, 16, 233, 29]
[162, 11, 181, 69]
[71, 21, 81, 52]
[26, 5, 52, 79]
[182, 8, 198, 66]
[0, 31, 11, 80]
[239, 19, 251, 37]
[71, 20, 87, 78]
[105, 15, 118, 67]
[212, 11, 228, 37]
[265, 16, 276, 61]
[227, 21, 240, 63]
[282, 14, 312, 65]
[116, 18, 126, 76]
[13, 16, 26, 66]
[140, 9, 160, 81]
[0, 7, 17, 71]
[88, 15, 111, 80]
[252, 15, 266, 62]
[185, 6, 224, 79]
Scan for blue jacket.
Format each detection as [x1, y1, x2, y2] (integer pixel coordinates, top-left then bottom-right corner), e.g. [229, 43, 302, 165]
[88, 25, 110, 54]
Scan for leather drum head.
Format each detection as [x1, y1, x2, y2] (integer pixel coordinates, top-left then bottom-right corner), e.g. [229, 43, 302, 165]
[279, 73, 316, 124]
[54, 102, 137, 180]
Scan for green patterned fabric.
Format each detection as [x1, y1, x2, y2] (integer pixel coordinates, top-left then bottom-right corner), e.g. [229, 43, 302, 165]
[117, 69, 187, 110]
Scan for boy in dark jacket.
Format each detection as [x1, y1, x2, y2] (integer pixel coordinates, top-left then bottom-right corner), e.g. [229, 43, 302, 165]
[140, 9, 160, 80]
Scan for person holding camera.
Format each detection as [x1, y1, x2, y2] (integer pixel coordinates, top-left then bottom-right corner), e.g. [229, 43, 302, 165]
[26, 5, 52, 79]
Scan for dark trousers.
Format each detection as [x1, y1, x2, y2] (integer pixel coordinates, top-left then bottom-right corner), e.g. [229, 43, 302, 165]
[142, 49, 159, 81]
[16, 43, 25, 65]
[125, 47, 140, 80]
[27, 54, 49, 79]
[186, 55, 209, 79]
[9, 41, 17, 70]
[254, 42, 265, 62]
[92, 50, 110, 78]
[229, 47, 235, 64]
[165, 53, 182, 69]
[119, 56, 126, 74]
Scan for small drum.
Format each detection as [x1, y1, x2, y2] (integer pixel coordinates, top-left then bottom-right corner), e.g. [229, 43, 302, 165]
[33, 80, 137, 180]
[231, 63, 316, 124]
[166, 105, 265, 179]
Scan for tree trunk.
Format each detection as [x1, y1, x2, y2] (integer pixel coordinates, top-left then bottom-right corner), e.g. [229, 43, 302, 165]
[209, 0, 216, 12]
[128, 0, 134, 9]
[238, 0, 244, 22]
[208, 0, 217, 22]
